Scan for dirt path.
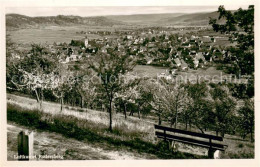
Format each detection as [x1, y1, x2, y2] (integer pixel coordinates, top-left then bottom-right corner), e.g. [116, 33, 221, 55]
[7, 122, 151, 160]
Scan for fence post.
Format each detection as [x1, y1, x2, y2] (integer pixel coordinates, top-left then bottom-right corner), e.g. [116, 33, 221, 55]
[18, 131, 34, 161]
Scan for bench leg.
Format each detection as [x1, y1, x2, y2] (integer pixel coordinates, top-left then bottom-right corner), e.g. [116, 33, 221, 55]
[170, 141, 178, 153]
[213, 150, 221, 159]
[208, 148, 215, 159]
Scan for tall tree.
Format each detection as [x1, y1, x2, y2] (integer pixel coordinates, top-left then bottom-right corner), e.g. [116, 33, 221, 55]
[163, 82, 188, 128]
[50, 65, 74, 112]
[210, 85, 237, 137]
[71, 67, 98, 109]
[88, 50, 136, 131]
[238, 98, 254, 142]
[148, 79, 167, 125]
[209, 5, 254, 75]
[114, 73, 140, 119]
[17, 44, 57, 110]
[184, 82, 214, 133]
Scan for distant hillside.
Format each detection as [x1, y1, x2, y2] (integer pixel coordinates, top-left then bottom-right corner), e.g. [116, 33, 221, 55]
[6, 12, 224, 29]
[156, 11, 225, 26]
[106, 13, 184, 24]
[6, 14, 125, 29]
[106, 12, 221, 26]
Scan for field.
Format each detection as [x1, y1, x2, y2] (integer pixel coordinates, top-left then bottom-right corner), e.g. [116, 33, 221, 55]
[7, 25, 121, 45]
[134, 65, 232, 82]
[133, 65, 169, 77]
[7, 25, 213, 47]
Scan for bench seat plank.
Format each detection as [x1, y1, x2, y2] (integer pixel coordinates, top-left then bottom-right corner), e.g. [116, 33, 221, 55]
[155, 131, 225, 150]
[157, 136, 225, 151]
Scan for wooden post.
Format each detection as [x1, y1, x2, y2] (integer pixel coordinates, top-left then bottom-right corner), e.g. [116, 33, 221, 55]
[164, 129, 166, 141]
[18, 131, 34, 161]
[208, 148, 215, 159]
[208, 138, 215, 158]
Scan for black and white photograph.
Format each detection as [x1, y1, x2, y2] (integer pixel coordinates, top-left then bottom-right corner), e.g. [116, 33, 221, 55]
[0, 0, 259, 166]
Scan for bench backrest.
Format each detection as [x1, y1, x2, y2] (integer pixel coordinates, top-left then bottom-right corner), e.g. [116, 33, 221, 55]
[154, 124, 223, 141]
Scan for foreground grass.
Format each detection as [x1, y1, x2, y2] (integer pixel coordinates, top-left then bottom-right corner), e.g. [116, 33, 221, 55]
[7, 93, 156, 142]
[7, 103, 206, 159]
[7, 93, 255, 159]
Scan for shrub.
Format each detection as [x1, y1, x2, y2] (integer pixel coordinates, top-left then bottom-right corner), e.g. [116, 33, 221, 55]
[238, 143, 244, 148]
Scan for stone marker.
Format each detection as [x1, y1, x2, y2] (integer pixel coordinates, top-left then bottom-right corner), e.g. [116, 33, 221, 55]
[17, 130, 34, 161]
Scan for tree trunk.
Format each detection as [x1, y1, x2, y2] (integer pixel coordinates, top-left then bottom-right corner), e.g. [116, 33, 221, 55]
[34, 89, 42, 110]
[175, 115, 177, 129]
[41, 88, 44, 102]
[101, 103, 104, 111]
[60, 97, 64, 112]
[34, 89, 40, 103]
[158, 113, 161, 125]
[221, 131, 225, 138]
[250, 130, 254, 142]
[197, 126, 205, 134]
[175, 99, 178, 129]
[170, 119, 174, 128]
[124, 103, 127, 120]
[137, 104, 141, 119]
[109, 100, 112, 132]
[129, 110, 133, 116]
[81, 95, 84, 108]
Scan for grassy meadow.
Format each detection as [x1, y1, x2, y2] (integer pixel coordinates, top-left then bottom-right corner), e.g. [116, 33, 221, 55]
[7, 25, 121, 45]
[7, 99, 204, 159]
[7, 93, 254, 159]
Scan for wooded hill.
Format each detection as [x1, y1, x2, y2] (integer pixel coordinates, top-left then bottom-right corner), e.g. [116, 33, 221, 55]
[6, 11, 223, 29]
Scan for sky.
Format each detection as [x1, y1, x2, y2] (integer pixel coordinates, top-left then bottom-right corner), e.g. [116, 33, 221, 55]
[5, 6, 251, 17]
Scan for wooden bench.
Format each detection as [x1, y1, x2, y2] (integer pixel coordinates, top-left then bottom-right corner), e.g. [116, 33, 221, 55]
[154, 124, 228, 158]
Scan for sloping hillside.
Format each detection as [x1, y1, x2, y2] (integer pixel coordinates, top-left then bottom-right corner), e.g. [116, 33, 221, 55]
[156, 11, 224, 26]
[6, 14, 125, 29]
[106, 12, 220, 26]
[106, 13, 184, 24]
[6, 11, 226, 29]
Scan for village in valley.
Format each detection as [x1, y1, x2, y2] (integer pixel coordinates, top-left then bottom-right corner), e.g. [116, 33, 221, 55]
[35, 28, 233, 71]
[9, 26, 243, 82]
